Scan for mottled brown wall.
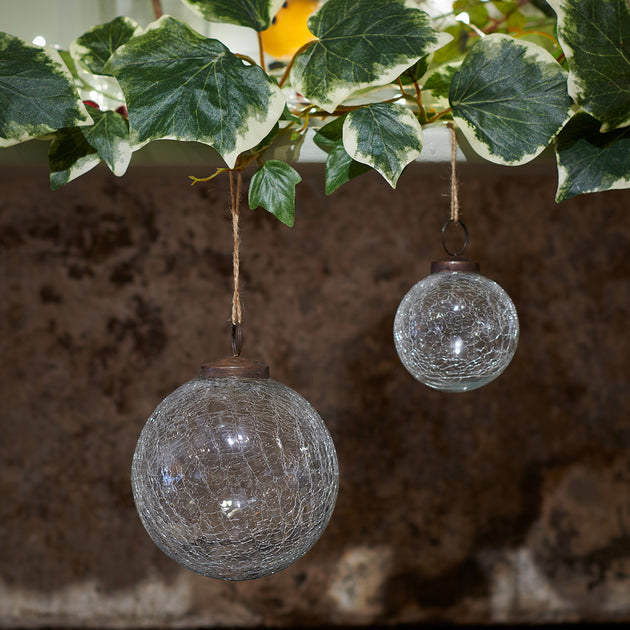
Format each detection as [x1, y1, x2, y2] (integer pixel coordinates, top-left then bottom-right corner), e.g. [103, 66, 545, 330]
[1, 162, 629, 628]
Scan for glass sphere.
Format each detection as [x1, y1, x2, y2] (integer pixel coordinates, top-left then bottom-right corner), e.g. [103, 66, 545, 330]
[394, 270, 519, 392]
[131, 374, 339, 580]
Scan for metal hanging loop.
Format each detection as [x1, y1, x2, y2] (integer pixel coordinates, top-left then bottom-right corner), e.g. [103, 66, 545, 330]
[441, 219, 470, 257]
[231, 322, 243, 357]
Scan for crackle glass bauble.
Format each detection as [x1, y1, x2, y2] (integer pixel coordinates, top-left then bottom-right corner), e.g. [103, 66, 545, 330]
[394, 266, 519, 392]
[131, 360, 339, 580]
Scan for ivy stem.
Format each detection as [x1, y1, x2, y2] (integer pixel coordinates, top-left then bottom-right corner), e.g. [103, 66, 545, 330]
[426, 107, 452, 124]
[297, 110, 312, 133]
[397, 76, 427, 122]
[236, 153, 259, 170]
[151, 0, 163, 19]
[308, 95, 404, 118]
[189, 168, 229, 185]
[257, 32, 267, 72]
[412, 79, 427, 123]
[278, 40, 317, 88]
[236, 53, 259, 66]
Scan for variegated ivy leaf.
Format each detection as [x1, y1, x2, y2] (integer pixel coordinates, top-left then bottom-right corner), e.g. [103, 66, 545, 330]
[70, 17, 142, 75]
[48, 108, 131, 190]
[290, 0, 452, 113]
[342, 103, 423, 188]
[49, 127, 100, 191]
[555, 113, 630, 202]
[449, 34, 572, 165]
[103, 16, 285, 168]
[0, 32, 92, 147]
[82, 108, 131, 176]
[181, 0, 285, 30]
[248, 160, 302, 226]
[547, 0, 630, 131]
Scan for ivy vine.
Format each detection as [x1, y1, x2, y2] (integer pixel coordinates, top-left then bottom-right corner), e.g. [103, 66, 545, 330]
[1, 0, 628, 225]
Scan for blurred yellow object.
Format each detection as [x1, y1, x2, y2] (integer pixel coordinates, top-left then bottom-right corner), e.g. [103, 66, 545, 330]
[261, 0, 320, 60]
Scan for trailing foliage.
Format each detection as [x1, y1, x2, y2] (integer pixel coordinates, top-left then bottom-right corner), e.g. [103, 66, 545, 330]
[0, 0, 628, 222]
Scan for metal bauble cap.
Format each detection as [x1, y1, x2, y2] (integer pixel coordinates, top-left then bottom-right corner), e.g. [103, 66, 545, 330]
[200, 357, 270, 379]
[431, 256, 480, 274]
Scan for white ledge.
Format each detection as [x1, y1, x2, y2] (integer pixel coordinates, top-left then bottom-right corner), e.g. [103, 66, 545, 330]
[0, 127, 465, 167]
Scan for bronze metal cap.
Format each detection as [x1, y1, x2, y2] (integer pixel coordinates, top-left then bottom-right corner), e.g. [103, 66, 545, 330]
[431, 257, 480, 274]
[200, 357, 270, 379]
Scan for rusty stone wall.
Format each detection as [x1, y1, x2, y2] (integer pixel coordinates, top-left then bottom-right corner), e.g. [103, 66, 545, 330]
[0, 162, 629, 628]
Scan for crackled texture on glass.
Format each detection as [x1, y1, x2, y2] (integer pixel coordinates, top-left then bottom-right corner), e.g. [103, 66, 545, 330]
[131, 376, 339, 580]
[394, 271, 519, 392]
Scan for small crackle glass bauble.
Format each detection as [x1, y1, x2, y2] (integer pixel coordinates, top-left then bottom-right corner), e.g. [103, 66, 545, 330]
[394, 259, 519, 392]
[131, 357, 339, 580]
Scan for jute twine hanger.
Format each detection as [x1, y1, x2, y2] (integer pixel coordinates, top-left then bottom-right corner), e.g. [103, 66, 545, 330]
[229, 170, 243, 356]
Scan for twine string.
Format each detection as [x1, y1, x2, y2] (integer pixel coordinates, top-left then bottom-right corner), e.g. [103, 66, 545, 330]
[441, 123, 469, 257]
[228, 170, 243, 328]
[447, 122, 460, 223]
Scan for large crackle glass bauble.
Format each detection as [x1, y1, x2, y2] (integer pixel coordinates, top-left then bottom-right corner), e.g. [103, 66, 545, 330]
[131, 358, 339, 580]
[394, 264, 519, 392]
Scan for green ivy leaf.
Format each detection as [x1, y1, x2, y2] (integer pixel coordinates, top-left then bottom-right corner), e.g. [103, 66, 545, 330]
[57, 49, 80, 80]
[281, 105, 302, 125]
[399, 57, 431, 86]
[261, 128, 306, 162]
[449, 33, 572, 165]
[70, 16, 142, 75]
[82, 108, 131, 176]
[517, 31, 563, 58]
[453, 0, 490, 27]
[49, 127, 100, 190]
[432, 24, 471, 67]
[531, 0, 556, 17]
[547, 0, 630, 131]
[324, 143, 371, 195]
[0, 32, 92, 147]
[248, 160, 302, 226]
[181, 0, 285, 30]
[506, 9, 527, 31]
[492, 1, 518, 13]
[290, 0, 452, 113]
[423, 63, 460, 100]
[103, 16, 285, 168]
[313, 116, 345, 153]
[555, 113, 630, 201]
[313, 117, 369, 193]
[250, 122, 280, 154]
[342, 103, 423, 187]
